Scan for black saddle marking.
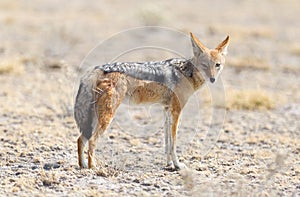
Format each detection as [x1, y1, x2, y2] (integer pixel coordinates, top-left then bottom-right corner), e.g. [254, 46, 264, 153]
[94, 58, 195, 88]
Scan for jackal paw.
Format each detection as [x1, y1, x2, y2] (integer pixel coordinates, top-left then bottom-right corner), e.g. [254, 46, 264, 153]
[88, 164, 96, 169]
[164, 162, 174, 171]
[79, 161, 88, 169]
[174, 162, 187, 170]
[166, 161, 173, 168]
[88, 160, 97, 169]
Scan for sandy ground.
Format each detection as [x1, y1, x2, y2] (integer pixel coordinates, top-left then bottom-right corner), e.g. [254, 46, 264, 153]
[0, 0, 299, 196]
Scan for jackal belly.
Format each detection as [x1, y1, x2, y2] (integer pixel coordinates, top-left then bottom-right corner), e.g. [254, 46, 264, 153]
[125, 81, 172, 105]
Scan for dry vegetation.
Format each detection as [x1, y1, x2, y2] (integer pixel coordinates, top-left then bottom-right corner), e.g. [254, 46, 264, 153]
[0, 56, 24, 74]
[0, 0, 299, 196]
[226, 89, 275, 110]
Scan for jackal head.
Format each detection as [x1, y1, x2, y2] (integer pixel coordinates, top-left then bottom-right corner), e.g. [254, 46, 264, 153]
[190, 33, 230, 83]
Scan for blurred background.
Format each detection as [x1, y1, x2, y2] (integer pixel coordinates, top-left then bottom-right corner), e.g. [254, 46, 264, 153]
[0, 0, 299, 111]
[0, 0, 299, 196]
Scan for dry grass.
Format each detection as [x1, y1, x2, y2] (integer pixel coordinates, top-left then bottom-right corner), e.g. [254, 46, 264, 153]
[0, 56, 25, 74]
[226, 89, 275, 110]
[95, 163, 120, 177]
[196, 87, 276, 111]
[38, 169, 59, 187]
[227, 57, 271, 71]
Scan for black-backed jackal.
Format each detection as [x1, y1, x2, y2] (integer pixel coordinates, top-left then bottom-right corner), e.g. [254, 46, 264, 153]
[74, 33, 230, 170]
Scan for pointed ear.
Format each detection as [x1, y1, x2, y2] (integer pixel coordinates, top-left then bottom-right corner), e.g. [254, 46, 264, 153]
[190, 32, 208, 55]
[216, 36, 230, 56]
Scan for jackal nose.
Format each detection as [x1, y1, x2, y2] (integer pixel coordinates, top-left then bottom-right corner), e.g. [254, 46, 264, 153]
[210, 77, 215, 83]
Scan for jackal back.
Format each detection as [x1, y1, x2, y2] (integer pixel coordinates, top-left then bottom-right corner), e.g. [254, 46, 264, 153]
[95, 58, 195, 90]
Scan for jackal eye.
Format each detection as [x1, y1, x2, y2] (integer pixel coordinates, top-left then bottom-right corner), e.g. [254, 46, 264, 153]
[215, 63, 221, 69]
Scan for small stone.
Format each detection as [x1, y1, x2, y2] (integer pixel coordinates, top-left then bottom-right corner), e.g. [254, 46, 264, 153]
[43, 163, 60, 170]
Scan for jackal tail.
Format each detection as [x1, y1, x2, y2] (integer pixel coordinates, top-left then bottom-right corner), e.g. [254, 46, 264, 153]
[74, 69, 100, 140]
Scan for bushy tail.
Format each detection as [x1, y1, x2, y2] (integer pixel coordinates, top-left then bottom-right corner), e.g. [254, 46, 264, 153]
[74, 69, 100, 140]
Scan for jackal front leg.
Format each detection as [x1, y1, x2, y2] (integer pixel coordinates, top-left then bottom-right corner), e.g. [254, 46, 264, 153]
[164, 109, 172, 168]
[170, 110, 187, 170]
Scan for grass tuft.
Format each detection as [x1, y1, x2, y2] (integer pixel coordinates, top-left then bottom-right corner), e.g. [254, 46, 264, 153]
[95, 163, 119, 177]
[226, 89, 275, 110]
[0, 56, 30, 74]
[38, 169, 59, 187]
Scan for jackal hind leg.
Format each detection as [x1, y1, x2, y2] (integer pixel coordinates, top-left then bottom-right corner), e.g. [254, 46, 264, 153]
[77, 135, 88, 168]
[88, 116, 118, 169]
[88, 78, 124, 169]
[88, 127, 104, 169]
[164, 109, 172, 168]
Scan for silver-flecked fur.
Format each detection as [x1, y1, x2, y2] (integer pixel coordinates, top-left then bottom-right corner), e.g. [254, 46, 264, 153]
[74, 33, 230, 170]
[95, 58, 194, 88]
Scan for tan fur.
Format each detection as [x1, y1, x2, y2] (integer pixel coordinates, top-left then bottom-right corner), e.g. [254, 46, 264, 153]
[215, 35, 230, 52]
[190, 32, 208, 52]
[77, 136, 85, 167]
[76, 33, 230, 170]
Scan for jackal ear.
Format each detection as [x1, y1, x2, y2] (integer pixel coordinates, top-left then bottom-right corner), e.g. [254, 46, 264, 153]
[216, 36, 230, 56]
[190, 32, 207, 55]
